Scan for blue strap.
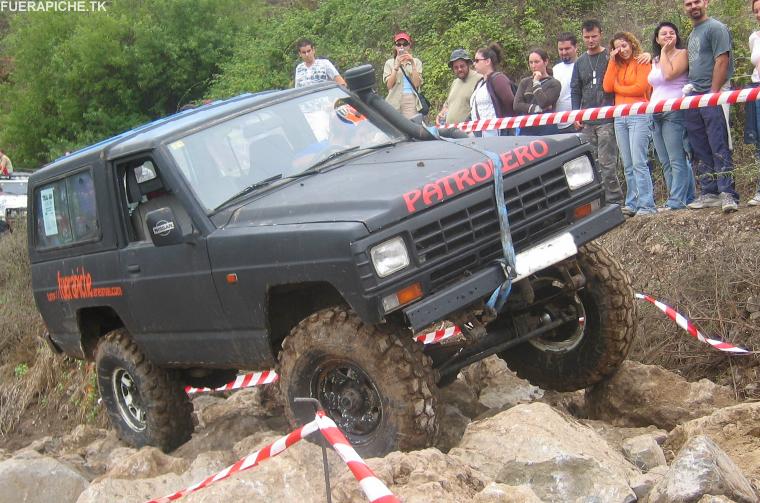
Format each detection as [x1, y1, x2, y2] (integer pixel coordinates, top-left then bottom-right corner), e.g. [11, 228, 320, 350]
[482, 149, 516, 313]
[427, 126, 516, 313]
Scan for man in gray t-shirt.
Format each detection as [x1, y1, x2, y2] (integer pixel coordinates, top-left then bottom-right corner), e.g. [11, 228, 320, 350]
[682, 0, 739, 212]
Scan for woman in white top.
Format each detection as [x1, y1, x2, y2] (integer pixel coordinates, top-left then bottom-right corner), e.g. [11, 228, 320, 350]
[648, 21, 695, 210]
[746, 0, 760, 205]
[469, 42, 515, 137]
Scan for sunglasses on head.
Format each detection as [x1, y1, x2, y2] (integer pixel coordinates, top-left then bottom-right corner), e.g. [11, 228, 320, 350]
[395, 40, 410, 47]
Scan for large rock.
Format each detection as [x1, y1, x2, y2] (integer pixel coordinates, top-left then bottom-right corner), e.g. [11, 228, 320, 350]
[0, 453, 89, 503]
[449, 402, 638, 502]
[434, 403, 471, 452]
[621, 434, 667, 472]
[586, 361, 736, 430]
[473, 482, 544, 502]
[100, 447, 190, 480]
[461, 356, 543, 411]
[79, 440, 338, 503]
[331, 448, 488, 503]
[648, 435, 756, 503]
[665, 402, 760, 485]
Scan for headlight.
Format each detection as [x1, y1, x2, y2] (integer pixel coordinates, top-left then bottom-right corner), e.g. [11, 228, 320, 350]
[370, 236, 410, 278]
[563, 156, 595, 190]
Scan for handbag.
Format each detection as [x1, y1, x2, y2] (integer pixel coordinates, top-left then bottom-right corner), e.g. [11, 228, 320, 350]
[400, 65, 430, 116]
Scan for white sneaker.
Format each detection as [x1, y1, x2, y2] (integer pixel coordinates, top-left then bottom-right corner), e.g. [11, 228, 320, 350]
[687, 193, 721, 209]
[748, 193, 760, 206]
[720, 192, 738, 213]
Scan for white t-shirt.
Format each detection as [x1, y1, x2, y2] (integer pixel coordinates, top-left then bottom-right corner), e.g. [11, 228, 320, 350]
[295, 59, 340, 88]
[750, 31, 760, 83]
[470, 79, 495, 120]
[552, 60, 575, 129]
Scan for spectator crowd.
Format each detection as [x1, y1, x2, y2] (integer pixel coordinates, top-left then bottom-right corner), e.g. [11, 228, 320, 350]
[292, 0, 760, 213]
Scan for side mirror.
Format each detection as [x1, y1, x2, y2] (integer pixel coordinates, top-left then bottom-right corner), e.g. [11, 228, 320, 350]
[145, 207, 184, 246]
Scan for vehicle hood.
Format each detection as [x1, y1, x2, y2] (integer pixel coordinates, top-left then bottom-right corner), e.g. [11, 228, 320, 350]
[221, 135, 582, 232]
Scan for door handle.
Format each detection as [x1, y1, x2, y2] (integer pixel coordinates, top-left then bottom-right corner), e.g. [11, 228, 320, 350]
[127, 264, 141, 273]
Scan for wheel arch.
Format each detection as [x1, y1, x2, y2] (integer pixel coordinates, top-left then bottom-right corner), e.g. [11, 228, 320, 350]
[77, 306, 125, 360]
[267, 281, 346, 356]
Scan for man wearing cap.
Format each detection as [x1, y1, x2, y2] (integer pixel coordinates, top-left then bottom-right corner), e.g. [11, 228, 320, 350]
[383, 32, 424, 118]
[294, 38, 346, 89]
[436, 49, 482, 125]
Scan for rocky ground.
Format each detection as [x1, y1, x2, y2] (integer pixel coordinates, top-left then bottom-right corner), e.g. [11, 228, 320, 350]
[0, 357, 757, 503]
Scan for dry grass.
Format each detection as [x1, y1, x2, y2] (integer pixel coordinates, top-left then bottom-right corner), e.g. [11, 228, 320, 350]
[0, 225, 105, 445]
[600, 205, 760, 400]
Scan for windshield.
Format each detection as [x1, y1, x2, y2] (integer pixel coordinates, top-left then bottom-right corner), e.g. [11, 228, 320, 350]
[0, 179, 28, 196]
[167, 88, 402, 212]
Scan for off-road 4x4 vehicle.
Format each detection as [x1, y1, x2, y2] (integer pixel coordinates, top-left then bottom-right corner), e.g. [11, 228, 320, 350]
[29, 65, 635, 457]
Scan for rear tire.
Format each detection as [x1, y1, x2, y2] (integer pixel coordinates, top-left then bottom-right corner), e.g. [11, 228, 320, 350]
[279, 307, 439, 458]
[499, 242, 636, 391]
[96, 329, 193, 452]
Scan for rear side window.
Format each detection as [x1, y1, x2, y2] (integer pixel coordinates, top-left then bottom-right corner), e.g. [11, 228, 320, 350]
[34, 170, 98, 249]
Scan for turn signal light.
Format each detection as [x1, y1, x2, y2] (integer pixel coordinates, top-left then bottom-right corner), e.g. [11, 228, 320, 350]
[574, 200, 600, 220]
[382, 282, 423, 313]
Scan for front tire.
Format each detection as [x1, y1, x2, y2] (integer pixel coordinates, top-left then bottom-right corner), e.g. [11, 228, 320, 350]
[499, 241, 636, 391]
[279, 307, 439, 458]
[96, 329, 193, 452]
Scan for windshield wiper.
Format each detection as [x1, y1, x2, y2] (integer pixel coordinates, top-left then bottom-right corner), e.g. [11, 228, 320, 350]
[213, 172, 315, 211]
[306, 145, 361, 172]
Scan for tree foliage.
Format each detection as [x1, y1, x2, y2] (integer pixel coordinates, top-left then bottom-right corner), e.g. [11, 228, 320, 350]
[0, 0, 755, 168]
[0, 0, 260, 167]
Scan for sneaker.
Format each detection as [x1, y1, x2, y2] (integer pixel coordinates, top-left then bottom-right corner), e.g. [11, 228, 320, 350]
[720, 192, 738, 213]
[621, 206, 636, 216]
[636, 208, 657, 216]
[687, 193, 721, 209]
[657, 206, 672, 213]
[748, 193, 760, 206]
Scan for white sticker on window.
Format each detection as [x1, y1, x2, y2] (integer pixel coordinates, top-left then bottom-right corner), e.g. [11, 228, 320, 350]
[40, 187, 58, 236]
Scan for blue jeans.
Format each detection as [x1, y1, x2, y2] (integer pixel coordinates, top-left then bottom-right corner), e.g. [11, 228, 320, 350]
[651, 111, 696, 208]
[684, 105, 738, 199]
[614, 115, 655, 212]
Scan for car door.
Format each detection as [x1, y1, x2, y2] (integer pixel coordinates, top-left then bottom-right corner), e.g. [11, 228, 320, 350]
[116, 156, 229, 352]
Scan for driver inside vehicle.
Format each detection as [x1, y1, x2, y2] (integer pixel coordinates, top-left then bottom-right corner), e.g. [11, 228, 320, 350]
[292, 101, 380, 170]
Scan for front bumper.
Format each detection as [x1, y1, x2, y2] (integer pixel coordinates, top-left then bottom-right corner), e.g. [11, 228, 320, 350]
[402, 205, 624, 331]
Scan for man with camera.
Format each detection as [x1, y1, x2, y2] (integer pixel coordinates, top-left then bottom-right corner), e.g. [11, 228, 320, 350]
[383, 32, 425, 118]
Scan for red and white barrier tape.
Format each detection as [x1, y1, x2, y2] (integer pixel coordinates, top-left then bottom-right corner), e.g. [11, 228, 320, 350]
[185, 370, 279, 394]
[146, 418, 320, 503]
[145, 411, 398, 503]
[186, 327, 462, 395]
[414, 324, 462, 344]
[446, 87, 760, 132]
[315, 411, 400, 503]
[635, 293, 754, 355]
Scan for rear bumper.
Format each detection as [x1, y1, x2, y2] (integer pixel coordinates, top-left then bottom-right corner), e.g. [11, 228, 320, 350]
[402, 205, 623, 331]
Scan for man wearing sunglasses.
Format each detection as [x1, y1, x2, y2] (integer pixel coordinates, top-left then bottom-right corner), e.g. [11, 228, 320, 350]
[294, 38, 346, 89]
[383, 32, 425, 118]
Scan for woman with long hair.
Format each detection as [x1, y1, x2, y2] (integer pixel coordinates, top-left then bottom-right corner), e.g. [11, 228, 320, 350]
[603, 31, 655, 215]
[649, 21, 696, 210]
[383, 32, 424, 119]
[470, 42, 515, 136]
[513, 48, 562, 135]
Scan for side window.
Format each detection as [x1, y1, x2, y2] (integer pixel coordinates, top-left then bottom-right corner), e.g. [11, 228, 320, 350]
[34, 170, 98, 249]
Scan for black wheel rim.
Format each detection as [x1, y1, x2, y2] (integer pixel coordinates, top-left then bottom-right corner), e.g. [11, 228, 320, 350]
[311, 360, 382, 443]
[112, 368, 147, 432]
[526, 277, 587, 354]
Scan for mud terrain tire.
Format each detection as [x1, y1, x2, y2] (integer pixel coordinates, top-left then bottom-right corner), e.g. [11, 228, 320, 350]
[500, 241, 636, 391]
[279, 307, 438, 458]
[96, 329, 193, 452]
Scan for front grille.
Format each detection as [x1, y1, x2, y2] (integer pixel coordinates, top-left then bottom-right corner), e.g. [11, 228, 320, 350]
[412, 166, 571, 291]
